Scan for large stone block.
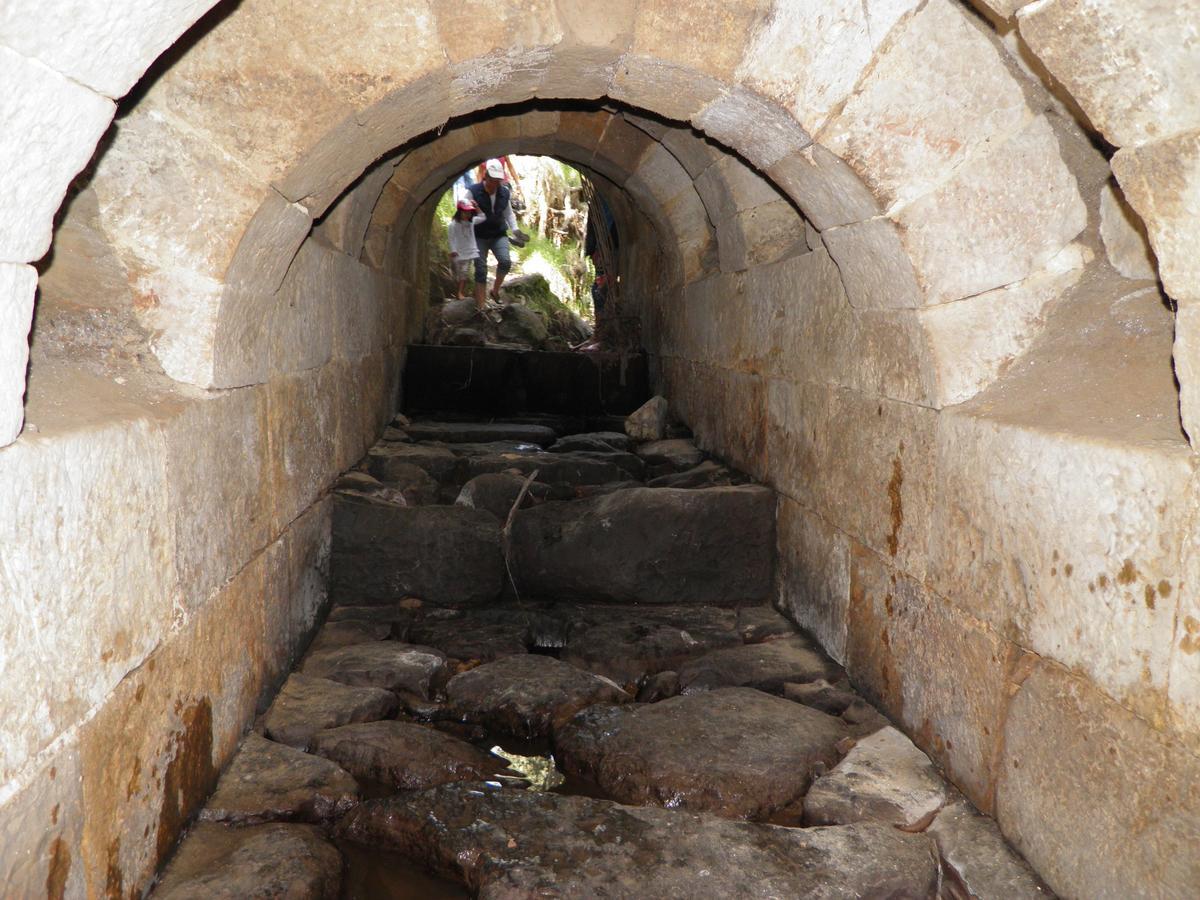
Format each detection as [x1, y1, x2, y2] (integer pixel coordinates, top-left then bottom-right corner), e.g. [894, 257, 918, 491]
[1018, 0, 1200, 147]
[268, 240, 337, 376]
[822, 218, 924, 310]
[693, 87, 811, 170]
[433, 0, 562, 64]
[0, 47, 114, 263]
[610, 56, 724, 122]
[776, 497, 851, 663]
[767, 144, 880, 231]
[631, 0, 771, 81]
[1098, 179, 1158, 281]
[265, 365, 343, 533]
[0, 264, 36, 445]
[928, 409, 1194, 724]
[996, 660, 1200, 898]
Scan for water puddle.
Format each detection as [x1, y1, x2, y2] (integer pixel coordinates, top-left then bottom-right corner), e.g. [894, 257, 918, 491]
[339, 841, 467, 900]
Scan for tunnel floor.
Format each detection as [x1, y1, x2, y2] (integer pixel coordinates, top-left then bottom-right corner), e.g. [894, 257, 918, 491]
[149, 401, 1052, 898]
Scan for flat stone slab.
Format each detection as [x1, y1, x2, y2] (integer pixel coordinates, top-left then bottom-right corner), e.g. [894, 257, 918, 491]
[336, 783, 939, 899]
[647, 460, 740, 489]
[510, 486, 776, 606]
[455, 472, 551, 520]
[736, 605, 798, 642]
[636, 438, 704, 469]
[263, 674, 398, 750]
[805, 726, 950, 829]
[679, 635, 843, 693]
[445, 653, 630, 740]
[367, 442, 462, 484]
[408, 610, 531, 662]
[929, 800, 1055, 899]
[467, 451, 641, 485]
[301, 642, 447, 700]
[309, 721, 506, 791]
[306, 619, 391, 655]
[199, 733, 358, 825]
[352, 461, 439, 504]
[555, 687, 847, 819]
[783, 678, 860, 715]
[404, 421, 559, 446]
[549, 431, 631, 453]
[153, 822, 341, 900]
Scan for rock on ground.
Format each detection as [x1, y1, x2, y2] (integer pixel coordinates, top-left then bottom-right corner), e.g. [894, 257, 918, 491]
[679, 634, 843, 693]
[262, 673, 398, 750]
[445, 653, 630, 740]
[554, 687, 847, 820]
[352, 461, 440, 505]
[367, 442, 462, 484]
[309, 721, 506, 791]
[153, 822, 341, 900]
[929, 800, 1055, 899]
[199, 733, 358, 825]
[403, 421, 559, 446]
[626, 395, 669, 441]
[467, 451, 641, 485]
[454, 472, 550, 520]
[305, 619, 391, 655]
[783, 679, 861, 715]
[636, 438, 704, 469]
[647, 460, 739, 489]
[805, 726, 951, 830]
[736, 605, 798, 642]
[549, 431, 631, 453]
[510, 486, 776, 606]
[301, 642, 447, 700]
[335, 783, 940, 899]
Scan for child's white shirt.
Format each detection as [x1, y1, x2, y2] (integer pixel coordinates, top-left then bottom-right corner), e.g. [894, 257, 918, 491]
[448, 214, 485, 259]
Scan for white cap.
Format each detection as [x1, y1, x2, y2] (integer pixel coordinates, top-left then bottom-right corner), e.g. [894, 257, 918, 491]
[485, 158, 504, 179]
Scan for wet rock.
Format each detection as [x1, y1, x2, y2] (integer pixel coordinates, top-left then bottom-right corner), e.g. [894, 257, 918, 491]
[510, 486, 776, 606]
[929, 800, 1055, 899]
[555, 687, 847, 819]
[301, 642, 447, 700]
[199, 734, 358, 825]
[153, 822, 341, 900]
[309, 721, 506, 791]
[331, 498, 503, 606]
[361, 461, 439, 505]
[367, 442, 462, 484]
[736, 605, 798, 643]
[636, 438, 704, 469]
[455, 472, 551, 520]
[306, 619, 391, 655]
[647, 459, 738, 489]
[404, 421, 558, 446]
[626, 395, 669, 442]
[445, 653, 630, 740]
[263, 674, 399, 750]
[679, 634, 842, 694]
[466, 451, 635, 486]
[783, 678, 860, 715]
[549, 431, 632, 453]
[337, 783, 939, 898]
[407, 611, 530, 662]
[636, 670, 681, 703]
[805, 726, 950, 829]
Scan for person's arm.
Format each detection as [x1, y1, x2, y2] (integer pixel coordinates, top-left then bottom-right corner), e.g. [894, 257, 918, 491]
[472, 213, 486, 226]
[503, 194, 517, 231]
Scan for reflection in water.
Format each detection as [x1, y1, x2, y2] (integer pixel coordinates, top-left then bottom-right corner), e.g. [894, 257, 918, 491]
[338, 841, 468, 900]
[491, 745, 566, 791]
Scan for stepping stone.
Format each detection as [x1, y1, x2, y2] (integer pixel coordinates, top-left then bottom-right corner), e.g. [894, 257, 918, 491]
[445, 654, 629, 740]
[510, 486, 776, 606]
[636, 438, 704, 469]
[354, 461, 439, 504]
[736, 605, 797, 643]
[439, 440, 544, 456]
[679, 634, 842, 694]
[309, 721, 506, 791]
[455, 472, 551, 519]
[783, 678, 860, 715]
[554, 687, 847, 820]
[306, 619, 391, 655]
[262, 674, 398, 750]
[805, 726, 950, 829]
[404, 421, 559, 446]
[467, 451, 638, 485]
[327, 603, 422, 625]
[301, 642, 447, 700]
[336, 783, 939, 899]
[199, 734, 358, 825]
[367, 443, 462, 484]
[647, 460, 738, 489]
[929, 800, 1055, 899]
[548, 431, 631, 453]
[626, 395, 668, 441]
[153, 822, 341, 900]
[330, 498, 503, 606]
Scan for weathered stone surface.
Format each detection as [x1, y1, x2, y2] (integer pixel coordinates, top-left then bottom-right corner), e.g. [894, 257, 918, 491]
[776, 498, 851, 663]
[455, 472, 550, 519]
[309, 721, 504, 790]
[445, 654, 630, 739]
[358, 461, 439, 504]
[466, 451, 639, 485]
[822, 218, 924, 310]
[301, 642, 447, 700]
[407, 610, 531, 662]
[805, 726, 949, 829]
[0, 264, 36, 445]
[635, 437, 704, 469]
[929, 800, 1054, 899]
[337, 783, 940, 897]
[637, 670, 682, 703]
[783, 679, 859, 715]
[767, 143, 880, 231]
[496, 303, 549, 347]
[330, 498, 503, 606]
[306, 619, 392, 655]
[646, 460, 738, 489]
[625, 395, 668, 441]
[556, 688, 846, 819]
[367, 442, 462, 484]
[404, 421, 558, 445]
[548, 431, 632, 453]
[153, 822, 341, 900]
[199, 733, 358, 825]
[264, 674, 399, 750]
[511, 486, 776, 606]
[679, 635, 841, 694]
[736, 605, 797, 643]
[1099, 180, 1158, 281]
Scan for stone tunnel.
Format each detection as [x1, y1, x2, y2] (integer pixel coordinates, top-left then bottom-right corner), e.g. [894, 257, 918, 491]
[1, 0, 1198, 896]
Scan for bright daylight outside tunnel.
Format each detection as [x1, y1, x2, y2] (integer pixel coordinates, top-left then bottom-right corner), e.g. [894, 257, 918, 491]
[2, 0, 1199, 897]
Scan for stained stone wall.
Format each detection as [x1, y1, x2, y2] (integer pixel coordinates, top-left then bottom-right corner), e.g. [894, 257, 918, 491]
[1, 1, 1199, 898]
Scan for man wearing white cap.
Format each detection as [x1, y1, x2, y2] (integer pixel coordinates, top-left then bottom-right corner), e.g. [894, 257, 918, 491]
[466, 158, 519, 311]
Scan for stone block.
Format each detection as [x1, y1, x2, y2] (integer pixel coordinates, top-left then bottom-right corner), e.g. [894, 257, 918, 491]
[268, 240, 337, 376]
[628, 144, 695, 210]
[845, 547, 1016, 808]
[767, 144, 880, 231]
[818, 0, 1029, 209]
[895, 115, 1086, 304]
[660, 126, 722, 179]
[821, 218, 924, 310]
[0, 264, 36, 445]
[1098, 179, 1158, 281]
[0, 46, 114, 262]
[631, 0, 771, 80]
[996, 660, 1200, 898]
[1169, 496, 1200, 755]
[718, 201, 808, 273]
[266, 365, 343, 534]
[537, 45, 621, 100]
[433, 0, 562, 64]
[610, 56, 724, 122]
[927, 409, 1194, 723]
[693, 87, 811, 170]
[316, 157, 397, 258]
[448, 49, 555, 118]
[739, 0, 921, 135]
[696, 156, 782, 224]
[1018, 0, 1200, 147]
[776, 497, 851, 663]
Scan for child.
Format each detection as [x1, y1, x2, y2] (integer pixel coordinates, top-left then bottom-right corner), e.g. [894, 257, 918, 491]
[448, 198, 485, 300]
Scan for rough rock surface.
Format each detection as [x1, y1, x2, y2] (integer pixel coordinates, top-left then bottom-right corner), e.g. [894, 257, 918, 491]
[783, 678, 860, 715]
[262, 674, 398, 750]
[679, 634, 842, 693]
[930, 800, 1055, 899]
[301, 642, 447, 700]
[406, 610, 531, 662]
[367, 442, 462, 483]
[403, 422, 558, 446]
[199, 733, 358, 825]
[336, 783, 940, 898]
[555, 688, 847, 819]
[309, 721, 506, 791]
[805, 726, 950, 829]
[549, 431, 632, 453]
[626, 395, 669, 441]
[646, 460, 737, 488]
[737, 605, 799, 642]
[636, 437, 705, 469]
[445, 653, 630, 739]
[354, 461, 440, 504]
[454, 472, 550, 520]
[467, 450, 642, 485]
[305, 619, 391, 655]
[510, 486, 776, 606]
[154, 822, 342, 900]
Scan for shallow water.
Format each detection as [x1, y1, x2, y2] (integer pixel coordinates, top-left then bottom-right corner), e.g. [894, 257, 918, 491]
[339, 841, 468, 900]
